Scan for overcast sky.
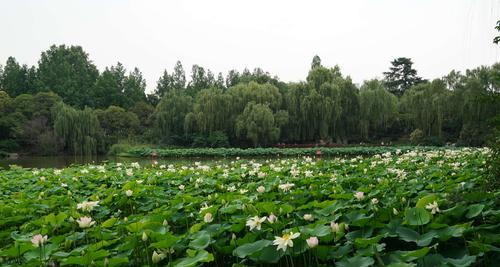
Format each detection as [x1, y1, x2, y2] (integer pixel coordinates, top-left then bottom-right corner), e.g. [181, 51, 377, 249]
[0, 0, 499, 92]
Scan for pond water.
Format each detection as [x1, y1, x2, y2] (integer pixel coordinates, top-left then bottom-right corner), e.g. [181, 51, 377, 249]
[0, 155, 238, 169]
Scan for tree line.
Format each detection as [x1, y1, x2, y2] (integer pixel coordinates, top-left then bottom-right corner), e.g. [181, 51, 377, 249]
[0, 45, 499, 155]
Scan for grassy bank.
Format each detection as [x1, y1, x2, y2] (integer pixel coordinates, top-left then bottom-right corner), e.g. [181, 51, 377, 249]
[113, 145, 450, 158]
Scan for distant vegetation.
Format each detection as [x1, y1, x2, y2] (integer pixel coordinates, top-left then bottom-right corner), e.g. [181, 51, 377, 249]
[0, 45, 499, 155]
[115, 146, 441, 158]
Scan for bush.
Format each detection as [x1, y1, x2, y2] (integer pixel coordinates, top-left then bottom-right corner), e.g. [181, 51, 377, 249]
[206, 131, 229, 147]
[107, 143, 133, 156]
[0, 139, 20, 152]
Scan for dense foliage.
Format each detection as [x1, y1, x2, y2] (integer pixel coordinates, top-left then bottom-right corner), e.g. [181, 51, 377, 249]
[0, 45, 499, 155]
[117, 146, 436, 158]
[0, 148, 498, 266]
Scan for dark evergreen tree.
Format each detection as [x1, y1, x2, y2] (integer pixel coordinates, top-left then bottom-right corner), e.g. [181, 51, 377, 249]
[383, 57, 425, 97]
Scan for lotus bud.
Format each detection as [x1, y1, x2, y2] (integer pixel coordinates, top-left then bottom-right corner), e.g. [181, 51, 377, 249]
[306, 236, 319, 248]
[152, 251, 162, 263]
[142, 232, 148, 242]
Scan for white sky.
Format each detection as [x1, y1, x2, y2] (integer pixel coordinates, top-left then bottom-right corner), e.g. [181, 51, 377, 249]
[0, 0, 499, 92]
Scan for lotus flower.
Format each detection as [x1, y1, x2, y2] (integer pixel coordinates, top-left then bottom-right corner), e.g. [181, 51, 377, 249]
[77, 216, 95, 228]
[273, 232, 300, 251]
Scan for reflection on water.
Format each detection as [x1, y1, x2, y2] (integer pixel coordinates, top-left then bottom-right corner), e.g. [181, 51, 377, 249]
[0, 155, 234, 169]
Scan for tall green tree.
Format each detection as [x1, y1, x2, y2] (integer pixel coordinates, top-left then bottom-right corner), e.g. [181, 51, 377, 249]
[93, 63, 127, 108]
[384, 57, 425, 97]
[123, 67, 147, 108]
[155, 70, 172, 98]
[1, 57, 37, 96]
[36, 45, 99, 107]
[171, 60, 186, 90]
[93, 63, 146, 109]
[187, 65, 209, 95]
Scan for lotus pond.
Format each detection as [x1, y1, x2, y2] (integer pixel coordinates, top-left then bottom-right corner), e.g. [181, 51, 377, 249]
[0, 148, 499, 266]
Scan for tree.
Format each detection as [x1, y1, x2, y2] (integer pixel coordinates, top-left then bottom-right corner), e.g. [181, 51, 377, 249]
[123, 67, 147, 108]
[93, 63, 127, 108]
[215, 72, 225, 89]
[185, 88, 232, 135]
[155, 61, 186, 98]
[130, 101, 155, 128]
[359, 80, 398, 140]
[400, 80, 449, 140]
[155, 70, 172, 98]
[93, 63, 146, 109]
[95, 106, 140, 146]
[171, 60, 186, 90]
[235, 102, 280, 147]
[36, 45, 99, 107]
[226, 70, 240, 88]
[153, 92, 193, 144]
[53, 103, 102, 155]
[187, 65, 209, 94]
[384, 57, 425, 97]
[311, 55, 322, 69]
[494, 20, 500, 44]
[1, 57, 37, 96]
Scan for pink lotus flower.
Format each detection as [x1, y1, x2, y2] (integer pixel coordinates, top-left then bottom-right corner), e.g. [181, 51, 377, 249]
[31, 234, 48, 247]
[306, 236, 319, 248]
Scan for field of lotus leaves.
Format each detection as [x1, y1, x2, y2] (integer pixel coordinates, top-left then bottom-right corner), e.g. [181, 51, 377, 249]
[0, 148, 499, 266]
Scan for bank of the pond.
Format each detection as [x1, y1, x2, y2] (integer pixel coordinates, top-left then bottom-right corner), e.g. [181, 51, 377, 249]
[116, 145, 450, 158]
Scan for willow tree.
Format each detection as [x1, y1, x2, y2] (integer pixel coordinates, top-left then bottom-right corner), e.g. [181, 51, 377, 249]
[53, 103, 101, 155]
[400, 80, 449, 139]
[153, 92, 192, 144]
[235, 102, 281, 147]
[185, 88, 233, 136]
[359, 80, 398, 140]
[227, 81, 282, 113]
[456, 64, 500, 145]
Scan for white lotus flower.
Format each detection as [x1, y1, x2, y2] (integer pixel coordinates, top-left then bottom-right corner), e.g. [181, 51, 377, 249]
[125, 190, 133, 197]
[257, 186, 266, 193]
[425, 201, 440, 214]
[330, 221, 340, 233]
[204, 212, 213, 223]
[246, 216, 267, 231]
[76, 216, 95, 228]
[279, 183, 295, 192]
[354, 191, 365, 201]
[152, 251, 164, 263]
[303, 214, 314, 221]
[273, 232, 300, 251]
[77, 201, 99, 212]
